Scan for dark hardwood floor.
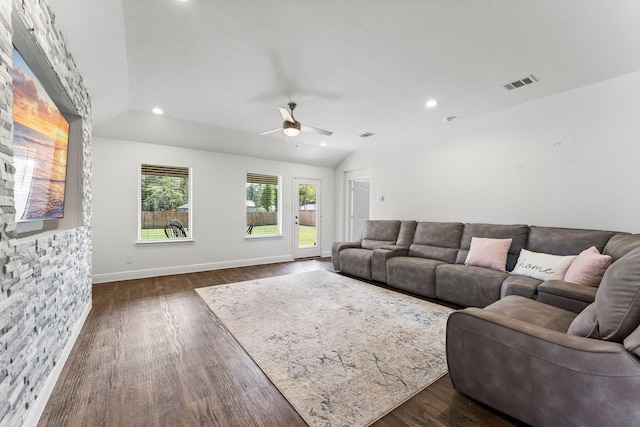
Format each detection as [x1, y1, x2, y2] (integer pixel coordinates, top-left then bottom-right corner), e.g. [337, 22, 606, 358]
[38, 258, 522, 427]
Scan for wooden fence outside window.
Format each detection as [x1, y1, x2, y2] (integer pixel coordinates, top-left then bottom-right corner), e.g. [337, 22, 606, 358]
[141, 211, 189, 229]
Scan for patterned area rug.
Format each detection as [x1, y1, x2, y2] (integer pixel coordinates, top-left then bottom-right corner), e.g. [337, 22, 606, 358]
[196, 270, 453, 427]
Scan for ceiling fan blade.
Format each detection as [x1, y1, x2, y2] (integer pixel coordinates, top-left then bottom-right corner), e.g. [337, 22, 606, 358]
[259, 127, 281, 135]
[300, 124, 333, 136]
[279, 107, 294, 123]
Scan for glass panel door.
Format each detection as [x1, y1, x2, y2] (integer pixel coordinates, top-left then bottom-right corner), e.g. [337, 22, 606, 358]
[294, 178, 321, 258]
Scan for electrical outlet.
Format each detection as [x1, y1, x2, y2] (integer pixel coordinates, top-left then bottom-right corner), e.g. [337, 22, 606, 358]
[125, 254, 133, 264]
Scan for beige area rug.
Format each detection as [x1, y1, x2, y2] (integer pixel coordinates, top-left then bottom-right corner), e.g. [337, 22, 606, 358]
[196, 270, 453, 427]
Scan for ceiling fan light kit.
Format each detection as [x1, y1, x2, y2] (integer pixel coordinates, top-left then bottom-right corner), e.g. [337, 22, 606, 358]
[283, 120, 301, 137]
[260, 102, 333, 138]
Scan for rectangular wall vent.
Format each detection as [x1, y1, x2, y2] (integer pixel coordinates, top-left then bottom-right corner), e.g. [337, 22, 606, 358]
[504, 75, 538, 90]
[359, 132, 375, 138]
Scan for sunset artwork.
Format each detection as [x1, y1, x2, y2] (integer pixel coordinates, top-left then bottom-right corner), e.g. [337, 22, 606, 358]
[12, 48, 69, 221]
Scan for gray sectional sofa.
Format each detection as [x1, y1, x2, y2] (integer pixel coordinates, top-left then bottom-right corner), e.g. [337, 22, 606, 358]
[332, 219, 638, 310]
[332, 219, 640, 426]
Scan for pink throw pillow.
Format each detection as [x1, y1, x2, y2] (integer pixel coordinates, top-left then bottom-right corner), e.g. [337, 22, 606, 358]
[464, 237, 513, 272]
[564, 246, 612, 287]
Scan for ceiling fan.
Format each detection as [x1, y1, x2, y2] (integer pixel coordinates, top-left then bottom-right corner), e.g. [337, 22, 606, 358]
[259, 102, 333, 137]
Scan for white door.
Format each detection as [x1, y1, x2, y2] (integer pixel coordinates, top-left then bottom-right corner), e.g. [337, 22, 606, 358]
[294, 178, 321, 258]
[349, 178, 370, 241]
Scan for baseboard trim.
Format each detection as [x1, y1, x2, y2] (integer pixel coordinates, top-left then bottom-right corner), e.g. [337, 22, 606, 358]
[24, 301, 92, 427]
[92, 255, 295, 284]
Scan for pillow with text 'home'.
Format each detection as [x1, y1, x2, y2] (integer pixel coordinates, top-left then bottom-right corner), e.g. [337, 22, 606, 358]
[464, 237, 513, 272]
[511, 249, 576, 281]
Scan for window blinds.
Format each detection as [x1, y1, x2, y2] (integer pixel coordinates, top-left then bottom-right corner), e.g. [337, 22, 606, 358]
[246, 172, 279, 185]
[141, 164, 189, 178]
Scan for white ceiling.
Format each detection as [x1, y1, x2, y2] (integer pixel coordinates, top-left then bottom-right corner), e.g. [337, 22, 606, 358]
[47, 0, 640, 168]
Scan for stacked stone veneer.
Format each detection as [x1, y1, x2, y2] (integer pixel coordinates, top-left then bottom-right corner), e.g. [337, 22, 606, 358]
[0, 1, 92, 426]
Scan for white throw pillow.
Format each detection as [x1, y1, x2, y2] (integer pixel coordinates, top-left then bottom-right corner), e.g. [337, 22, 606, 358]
[511, 249, 576, 281]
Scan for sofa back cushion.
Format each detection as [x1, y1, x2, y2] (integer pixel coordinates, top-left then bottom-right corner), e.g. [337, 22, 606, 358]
[396, 220, 418, 247]
[408, 222, 463, 263]
[527, 226, 616, 256]
[603, 233, 640, 263]
[455, 223, 529, 271]
[361, 220, 402, 250]
[594, 246, 640, 343]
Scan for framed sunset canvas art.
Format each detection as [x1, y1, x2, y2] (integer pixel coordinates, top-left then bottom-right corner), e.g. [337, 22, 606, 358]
[12, 47, 70, 221]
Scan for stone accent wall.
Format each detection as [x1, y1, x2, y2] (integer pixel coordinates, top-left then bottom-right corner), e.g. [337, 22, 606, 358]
[0, 1, 92, 426]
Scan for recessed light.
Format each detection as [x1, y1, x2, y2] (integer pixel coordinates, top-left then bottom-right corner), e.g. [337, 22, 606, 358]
[320, 142, 327, 147]
[152, 107, 163, 115]
[425, 99, 438, 108]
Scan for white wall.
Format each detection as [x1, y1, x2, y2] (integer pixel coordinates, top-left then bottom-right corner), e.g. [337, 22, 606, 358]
[336, 71, 640, 238]
[92, 138, 335, 282]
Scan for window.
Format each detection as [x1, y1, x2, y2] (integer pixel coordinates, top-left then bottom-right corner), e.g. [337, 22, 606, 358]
[139, 164, 192, 241]
[246, 172, 281, 237]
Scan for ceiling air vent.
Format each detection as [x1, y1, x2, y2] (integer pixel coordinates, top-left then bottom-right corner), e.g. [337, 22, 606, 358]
[359, 132, 376, 138]
[504, 75, 538, 91]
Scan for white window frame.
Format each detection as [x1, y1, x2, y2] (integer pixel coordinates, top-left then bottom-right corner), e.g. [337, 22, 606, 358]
[137, 163, 194, 244]
[245, 172, 282, 239]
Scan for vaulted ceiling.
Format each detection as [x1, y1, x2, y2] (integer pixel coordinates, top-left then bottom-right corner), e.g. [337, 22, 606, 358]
[47, 0, 640, 168]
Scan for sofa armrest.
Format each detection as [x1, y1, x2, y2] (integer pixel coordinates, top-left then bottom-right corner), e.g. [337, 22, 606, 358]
[331, 241, 362, 270]
[449, 307, 622, 353]
[501, 274, 541, 299]
[447, 308, 640, 426]
[537, 280, 597, 313]
[371, 246, 409, 283]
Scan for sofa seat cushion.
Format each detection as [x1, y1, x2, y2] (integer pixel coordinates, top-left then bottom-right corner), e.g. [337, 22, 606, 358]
[386, 256, 445, 298]
[501, 275, 541, 299]
[436, 264, 509, 308]
[340, 248, 374, 280]
[485, 295, 577, 333]
[331, 241, 362, 270]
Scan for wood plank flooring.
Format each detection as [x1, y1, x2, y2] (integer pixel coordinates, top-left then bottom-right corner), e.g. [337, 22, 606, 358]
[38, 259, 524, 427]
